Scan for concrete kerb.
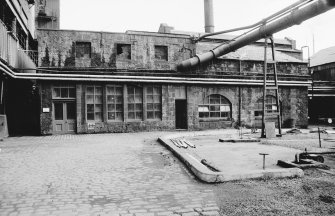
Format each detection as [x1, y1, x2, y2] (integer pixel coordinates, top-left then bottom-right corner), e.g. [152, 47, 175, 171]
[158, 130, 304, 183]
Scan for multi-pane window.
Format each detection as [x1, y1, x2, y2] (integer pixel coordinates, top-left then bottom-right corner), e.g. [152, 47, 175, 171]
[146, 86, 161, 120]
[198, 94, 231, 119]
[155, 45, 168, 61]
[254, 95, 278, 117]
[116, 44, 131, 60]
[86, 86, 102, 121]
[127, 85, 143, 120]
[106, 85, 123, 121]
[75, 42, 91, 58]
[53, 84, 76, 99]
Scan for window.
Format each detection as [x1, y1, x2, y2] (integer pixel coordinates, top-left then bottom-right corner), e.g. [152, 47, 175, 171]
[75, 42, 91, 58]
[53, 84, 76, 99]
[86, 86, 102, 121]
[127, 85, 143, 120]
[198, 94, 231, 119]
[116, 44, 131, 60]
[254, 95, 278, 117]
[146, 86, 161, 120]
[106, 85, 123, 121]
[155, 45, 168, 61]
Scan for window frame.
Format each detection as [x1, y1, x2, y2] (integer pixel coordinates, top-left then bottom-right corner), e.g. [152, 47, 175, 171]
[75, 41, 91, 58]
[146, 85, 162, 120]
[127, 85, 143, 121]
[198, 94, 232, 121]
[52, 84, 76, 99]
[116, 43, 132, 60]
[86, 85, 103, 122]
[154, 45, 168, 61]
[254, 95, 279, 117]
[106, 85, 123, 122]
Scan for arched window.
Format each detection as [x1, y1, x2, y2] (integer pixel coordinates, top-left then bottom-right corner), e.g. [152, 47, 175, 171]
[254, 95, 279, 116]
[198, 94, 231, 119]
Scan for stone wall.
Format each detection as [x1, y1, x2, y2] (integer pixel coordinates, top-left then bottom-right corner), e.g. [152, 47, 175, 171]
[38, 81, 308, 135]
[37, 30, 194, 70]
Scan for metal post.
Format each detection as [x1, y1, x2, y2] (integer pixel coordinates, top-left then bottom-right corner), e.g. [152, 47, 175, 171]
[318, 127, 322, 148]
[261, 38, 268, 138]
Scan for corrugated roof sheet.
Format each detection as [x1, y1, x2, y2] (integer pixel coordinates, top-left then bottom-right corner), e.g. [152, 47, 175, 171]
[197, 43, 303, 63]
[310, 46, 335, 67]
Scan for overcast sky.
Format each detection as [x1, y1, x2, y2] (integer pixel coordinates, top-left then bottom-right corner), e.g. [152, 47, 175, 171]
[60, 0, 335, 58]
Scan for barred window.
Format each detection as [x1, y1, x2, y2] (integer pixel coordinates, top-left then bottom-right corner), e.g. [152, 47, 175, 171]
[254, 95, 278, 117]
[75, 42, 91, 58]
[106, 85, 123, 121]
[146, 86, 161, 120]
[198, 94, 231, 119]
[127, 85, 143, 120]
[86, 86, 102, 121]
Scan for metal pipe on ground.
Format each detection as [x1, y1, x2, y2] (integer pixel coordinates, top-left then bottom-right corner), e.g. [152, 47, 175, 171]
[177, 0, 335, 71]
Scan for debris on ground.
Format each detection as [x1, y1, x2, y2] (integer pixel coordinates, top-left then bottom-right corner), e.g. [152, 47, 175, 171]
[286, 128, 302, 134]
[170, 139, 196, 149]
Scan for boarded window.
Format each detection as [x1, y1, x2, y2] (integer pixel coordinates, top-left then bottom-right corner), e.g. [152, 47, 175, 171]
[86, 86, 102, 121]
[155, 45, 168, 61]
[75, 42, 91, 58]
[117, 44, 131, 60]
[198, 94, 231, 119]
[146, 86, 161, 120]
[106, 85, 123, 121]
[127, 85, 143, 120]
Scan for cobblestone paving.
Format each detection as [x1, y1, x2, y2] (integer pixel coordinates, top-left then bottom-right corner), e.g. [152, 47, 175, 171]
[0, 132, 220, 216]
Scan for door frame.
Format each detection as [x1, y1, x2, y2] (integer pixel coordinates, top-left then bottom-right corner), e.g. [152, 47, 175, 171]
[52, 100, 76, 134]
[175, 99, 188, 129]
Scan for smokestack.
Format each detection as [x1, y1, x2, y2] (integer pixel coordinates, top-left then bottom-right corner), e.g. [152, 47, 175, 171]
[204, 0, 214, 33]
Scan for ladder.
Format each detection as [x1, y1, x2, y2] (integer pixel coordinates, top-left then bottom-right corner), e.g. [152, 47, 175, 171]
[261, 36, 282, 138]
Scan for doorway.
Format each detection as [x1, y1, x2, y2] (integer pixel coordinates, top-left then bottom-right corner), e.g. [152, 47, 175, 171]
[175, 99, 187, 129]
[53, 101, 76, 134]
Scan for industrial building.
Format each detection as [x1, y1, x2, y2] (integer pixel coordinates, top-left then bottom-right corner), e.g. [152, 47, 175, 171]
[309, 46, 335, 125]
[2, 0, 334, 135]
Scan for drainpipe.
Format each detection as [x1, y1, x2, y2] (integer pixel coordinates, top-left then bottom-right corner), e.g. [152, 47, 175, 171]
[177, 0, 335, 71]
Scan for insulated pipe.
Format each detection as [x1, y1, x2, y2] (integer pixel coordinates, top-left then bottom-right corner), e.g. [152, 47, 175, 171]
[204, 0, 215, 33]
[177, 0, 335, 71]
[197, 0, 310, 42]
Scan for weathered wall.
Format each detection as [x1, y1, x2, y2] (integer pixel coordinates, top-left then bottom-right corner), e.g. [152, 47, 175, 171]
[37, 30, 194, 70]
[38, 81, 308, 135]
[199, 59, 308, 76]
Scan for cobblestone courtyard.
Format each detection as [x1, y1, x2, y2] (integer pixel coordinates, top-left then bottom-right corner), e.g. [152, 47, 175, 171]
[0, 132, 220, 216]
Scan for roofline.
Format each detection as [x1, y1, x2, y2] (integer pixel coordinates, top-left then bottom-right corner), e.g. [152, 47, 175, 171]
[0, 61, 310, 87]
[37, 28, 191, 39]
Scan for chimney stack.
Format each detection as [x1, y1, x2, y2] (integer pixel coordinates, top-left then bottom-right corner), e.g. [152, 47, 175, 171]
[204, 0, 214, 33]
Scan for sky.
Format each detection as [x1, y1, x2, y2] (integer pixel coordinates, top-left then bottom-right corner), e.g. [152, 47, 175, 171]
[60, 0, 335, 58]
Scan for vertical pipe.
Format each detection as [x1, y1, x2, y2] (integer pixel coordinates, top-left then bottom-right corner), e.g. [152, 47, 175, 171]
[204, 0, 215, 33]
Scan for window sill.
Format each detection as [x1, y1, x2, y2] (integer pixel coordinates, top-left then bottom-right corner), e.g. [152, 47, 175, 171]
[199, 118, 231, 122]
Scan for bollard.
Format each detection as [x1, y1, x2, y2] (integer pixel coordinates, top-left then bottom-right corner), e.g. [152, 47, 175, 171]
[259, 153, 269, 170]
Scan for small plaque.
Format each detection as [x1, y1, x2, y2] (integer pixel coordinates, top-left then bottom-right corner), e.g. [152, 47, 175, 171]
[88, 122, 95, 130]
[42, 108, 50, 113]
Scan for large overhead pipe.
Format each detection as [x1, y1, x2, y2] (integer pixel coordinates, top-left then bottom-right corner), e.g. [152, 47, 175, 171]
[197, 0, 311, 42]
[177, 0, 335, 71]
[204, 0, 215, 33]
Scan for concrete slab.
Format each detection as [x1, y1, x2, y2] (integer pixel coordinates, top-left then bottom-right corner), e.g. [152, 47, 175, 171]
[158, 132, 304, 183]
